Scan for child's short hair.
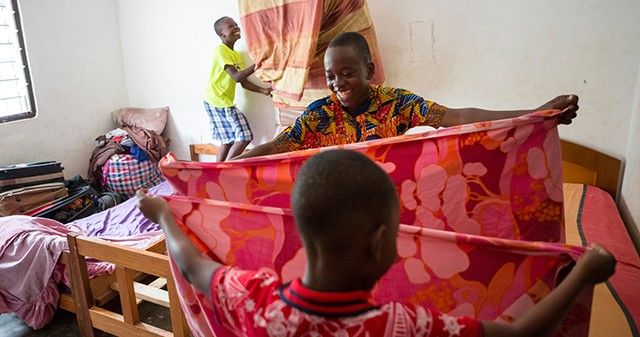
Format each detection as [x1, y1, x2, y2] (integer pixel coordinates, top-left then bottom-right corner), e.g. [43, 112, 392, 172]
[328, 32, 372, 63]
[292, 150, 398, 250]
[214, 16, 231, 36]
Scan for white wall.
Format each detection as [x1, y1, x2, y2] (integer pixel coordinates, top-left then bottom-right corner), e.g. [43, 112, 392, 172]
[116, 1, 640, 156]
[18, 1, 631, 229]
[116, 0, 640, 227]
[621, 66, 640, 232]
[0, 0, 128, 178]
[368, 0, 640, 159]
[116, 0, 275, 161]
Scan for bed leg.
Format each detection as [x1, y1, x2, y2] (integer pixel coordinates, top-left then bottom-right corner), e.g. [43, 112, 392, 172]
[67, 232, 97, 337]
[167, 280, 190, 337]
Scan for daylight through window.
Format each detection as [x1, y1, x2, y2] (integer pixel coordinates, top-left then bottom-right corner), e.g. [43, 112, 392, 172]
[0, 0, 35, 123]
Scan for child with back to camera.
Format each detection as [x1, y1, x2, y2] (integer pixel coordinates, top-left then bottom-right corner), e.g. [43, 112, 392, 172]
[138, 149, 615, 337]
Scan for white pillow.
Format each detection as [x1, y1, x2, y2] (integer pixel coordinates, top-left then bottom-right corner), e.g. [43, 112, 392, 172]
[112, 106, 170, 135]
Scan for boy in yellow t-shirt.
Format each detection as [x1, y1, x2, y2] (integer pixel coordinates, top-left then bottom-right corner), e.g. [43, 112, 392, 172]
[204, 16, 272, 161]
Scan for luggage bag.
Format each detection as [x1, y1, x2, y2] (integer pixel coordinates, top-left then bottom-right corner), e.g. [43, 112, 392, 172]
[0, 161, 65, 192]
[32, 185, 97, 223]
[0, 182, 68, 216]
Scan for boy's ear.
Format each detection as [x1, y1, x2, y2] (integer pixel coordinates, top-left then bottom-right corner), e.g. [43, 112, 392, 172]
[366, 61, 375, 80]
[370, 225, 387, 262]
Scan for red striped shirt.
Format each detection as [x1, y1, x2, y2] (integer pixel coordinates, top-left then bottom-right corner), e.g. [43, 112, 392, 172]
[209, 266, 483, 337]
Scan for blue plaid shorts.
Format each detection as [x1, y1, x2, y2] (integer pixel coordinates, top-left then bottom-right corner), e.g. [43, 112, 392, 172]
[204, 101, 253, 143]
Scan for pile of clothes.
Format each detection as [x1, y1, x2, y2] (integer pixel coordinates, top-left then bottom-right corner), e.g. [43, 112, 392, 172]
[88, 107, 170, 200]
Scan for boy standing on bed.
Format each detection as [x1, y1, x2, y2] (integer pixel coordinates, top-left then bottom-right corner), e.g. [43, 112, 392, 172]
[234, 32, 579, 159]
[138, 149, 616, 337]
[204, 16, 272, 161]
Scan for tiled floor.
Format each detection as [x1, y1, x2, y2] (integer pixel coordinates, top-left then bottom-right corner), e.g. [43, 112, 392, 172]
[0, 300, 172, 337]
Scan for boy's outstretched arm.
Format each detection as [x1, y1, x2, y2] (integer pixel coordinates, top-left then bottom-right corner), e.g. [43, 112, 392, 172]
[482, 244, 616, 337]
[240, 78, 273, 96]
[441, 94, 579, 127]
[136, 190, 221, 299]
[225, 63, 256, 82]
[232, 140, 279, 160]
[233, 130, 300, 160]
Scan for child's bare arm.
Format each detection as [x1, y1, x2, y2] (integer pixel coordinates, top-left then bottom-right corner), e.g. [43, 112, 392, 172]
[441, 95, 579, 127]
[482, 244, 616, 337]
[225, 63, 256, 82]
[232, 140, 278, 160]
[136, 190, 221, 299]
[240, 79, 273, 96]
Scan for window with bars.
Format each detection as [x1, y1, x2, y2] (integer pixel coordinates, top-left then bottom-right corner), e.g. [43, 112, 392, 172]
[0, 0, 35, 124]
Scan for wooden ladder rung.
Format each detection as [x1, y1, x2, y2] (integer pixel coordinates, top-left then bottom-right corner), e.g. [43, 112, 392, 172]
[111, 278, 170, 307]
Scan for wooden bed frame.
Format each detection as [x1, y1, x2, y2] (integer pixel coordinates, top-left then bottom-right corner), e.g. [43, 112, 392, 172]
[62, 138, 616, 337]
[560, 140, 640, 252]
[189, 143, 220, 161]
[57, 236, 167, 313]
[62, 233, 189, 337]
[560, 139, 622, 200]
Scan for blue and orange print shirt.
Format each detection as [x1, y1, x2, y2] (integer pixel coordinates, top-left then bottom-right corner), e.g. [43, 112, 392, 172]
[273, 84, 447, 152]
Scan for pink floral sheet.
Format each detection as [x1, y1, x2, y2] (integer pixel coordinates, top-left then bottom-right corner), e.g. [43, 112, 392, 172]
[161, 110, 565, 242]
[160, 111, 593, 337]
[163, 196, 591, 337]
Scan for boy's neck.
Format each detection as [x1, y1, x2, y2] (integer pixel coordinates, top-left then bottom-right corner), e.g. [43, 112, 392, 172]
[223, 40, 235, 50]
[343, 86, 373, 118]
[302, 262, 377, 293]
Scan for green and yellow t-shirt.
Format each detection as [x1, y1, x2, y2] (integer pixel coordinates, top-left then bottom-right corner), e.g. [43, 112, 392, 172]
[204, 44, 244, 108]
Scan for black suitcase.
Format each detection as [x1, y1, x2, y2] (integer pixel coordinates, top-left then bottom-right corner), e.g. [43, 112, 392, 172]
[0, 161, 64, 193]
[32, 185, 97, 223]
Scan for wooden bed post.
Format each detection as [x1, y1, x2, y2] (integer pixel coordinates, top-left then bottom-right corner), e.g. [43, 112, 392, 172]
[167, 280, 190, 337]
[189, 143, 220, 161]
[115, 266, 140, 325]
[65, 233, 190, 337]
[67, 232, 97, 337]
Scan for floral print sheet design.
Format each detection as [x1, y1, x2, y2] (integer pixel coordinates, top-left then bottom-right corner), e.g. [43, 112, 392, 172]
[159, 110, 592, 337]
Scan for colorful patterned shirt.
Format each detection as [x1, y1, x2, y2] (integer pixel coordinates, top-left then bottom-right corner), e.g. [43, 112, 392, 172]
[209, 266, 483, 337]
[273, 85, 447, 152]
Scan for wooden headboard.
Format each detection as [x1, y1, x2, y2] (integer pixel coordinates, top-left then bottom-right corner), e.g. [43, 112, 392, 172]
[560, 139, 622, 200]
[189, 143, 220, 161]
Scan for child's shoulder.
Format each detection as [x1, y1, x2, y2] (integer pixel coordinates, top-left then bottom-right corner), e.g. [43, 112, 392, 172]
[376, 85, 425, 105]
[374, 85, 415, 98]
[213, 44, 237, 55]
[214, 266, 282, 290]
[305, 96, 333, 113]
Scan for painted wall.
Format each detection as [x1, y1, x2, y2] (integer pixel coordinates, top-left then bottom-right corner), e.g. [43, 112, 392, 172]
[0, 0, 128, 178]
[4, 1, 635, 228]
[621, 67, 640, 231]
[367, 0, 640, 159]
[116, 0, 640, 229]
[116, 0, 275, 161]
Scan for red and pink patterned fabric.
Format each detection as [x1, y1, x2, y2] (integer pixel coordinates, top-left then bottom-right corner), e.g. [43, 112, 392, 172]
[162, 196, 590, 337]
[161, 110, 565, 242]
[159, 110, 592, 337]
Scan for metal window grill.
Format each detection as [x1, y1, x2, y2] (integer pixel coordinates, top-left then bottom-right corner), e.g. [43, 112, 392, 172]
[0, 0, 35, 123]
